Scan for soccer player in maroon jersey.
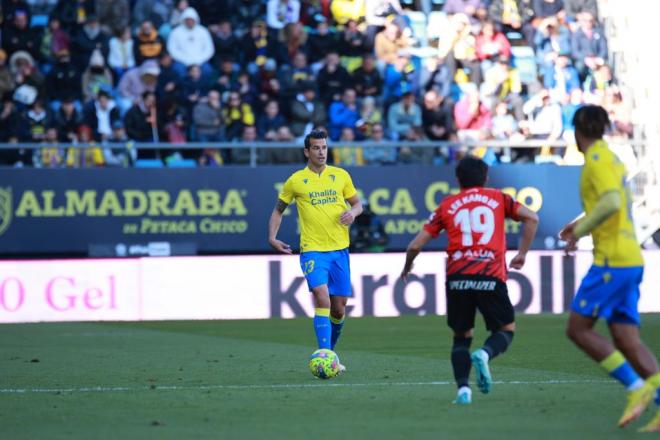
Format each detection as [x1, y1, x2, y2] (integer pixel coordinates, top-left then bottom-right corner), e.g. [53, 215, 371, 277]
[400, 156, 539, 404]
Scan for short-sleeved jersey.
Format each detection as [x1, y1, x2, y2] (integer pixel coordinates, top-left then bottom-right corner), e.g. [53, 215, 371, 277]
[424, 187, 523, 282]
[579, 140, 643, 267]
[279, 165, 358, 253]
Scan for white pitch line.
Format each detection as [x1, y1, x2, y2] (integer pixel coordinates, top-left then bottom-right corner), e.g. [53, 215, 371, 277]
[0, 379, 613, 395]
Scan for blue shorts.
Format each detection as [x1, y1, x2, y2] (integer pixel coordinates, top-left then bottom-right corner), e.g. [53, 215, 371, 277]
[299, 249, 352, 296]
[572, 265, 644, 325]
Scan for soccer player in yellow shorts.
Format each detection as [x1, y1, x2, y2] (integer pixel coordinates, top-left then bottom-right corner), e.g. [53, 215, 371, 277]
[268, 129, 362, 371]
[560, 105, 660, 431]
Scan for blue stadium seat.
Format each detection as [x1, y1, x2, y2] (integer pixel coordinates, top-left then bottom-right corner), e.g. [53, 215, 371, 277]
[134, 159, 165, 168]
[167, 159, 197, 168]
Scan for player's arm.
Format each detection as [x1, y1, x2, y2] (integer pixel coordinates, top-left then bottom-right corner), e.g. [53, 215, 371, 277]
[340, 195, 363, 225]
[401, 229, 434, 282]
[559, 191, 620, 253]
[268, 199, 293, 254]
[509, 205, 539, 270]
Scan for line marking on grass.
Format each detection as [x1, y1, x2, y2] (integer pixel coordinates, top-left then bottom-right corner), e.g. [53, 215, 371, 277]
[0, 379, 613, 395]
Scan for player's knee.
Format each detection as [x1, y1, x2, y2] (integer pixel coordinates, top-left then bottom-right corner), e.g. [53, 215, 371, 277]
[330, 309, 345, 321]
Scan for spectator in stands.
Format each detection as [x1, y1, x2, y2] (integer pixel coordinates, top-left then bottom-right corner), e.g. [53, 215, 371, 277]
[266, 0, 301, 31]
[222, 91, 255, 142]
[65, 124, 105, 168]
[328, 87, 359, 141]
[2, 0, 31, 28]
[0, 95, 21, 147]
[168, 1, 190, 31]
[570, 11, 607, 80]
[193, 88, 224, 138]
[364, 0, 402, 50]
[156, 52, 182, 100]
[422, 89, 455, 143]
[81, 50, 113, 103]
[124, 90, 162, 145]
[543, 51, 580, 102]
[532, 0, 564, 19]
[10, 50, 45, 100]
[534, 16, 571, 78]
[488, 0, 534, 41]
[215, 55, 240, 95]
[480, 56, 524, 120]
[491, 100, 521, 141]
[83, 90, 120, 141]
[521, 88, 563, 162]
[353, 54, 383, 99]
[475, 20, 511, 73]
[290, 81, 326, 138]
[103, 120, 136, 167]
[331, 0, 365, 26]
[363, 122, 396, 165]
[560, 87, 583, 139]
[454, 85, 492, 141]
[132, 0, 174, 30]
[23, 99, 50, 146]
[166, 7, 215, 79]
[422, 56, 453, 100]
[306, 18, 337, 65]
[374, 17, 409, 66]
[97, 0, 130, 36]
[45, 50, 82, 107]
[71, 15, 110, 72]
[604, 86, 633, 138]
[211, 19, 239, 64]
[52, 0, 95, 33]
[117, 59, 160, 114]
[333, 126, 363, 166]
[230, 0, 265, 35]
[340, 19, 368, 59]
[2, 9, 38, 58]
[257, 99, 287, 141]
[0, 49, 14, 99]
[241, 20, 283, 71]
[438, 13, 480, 85]
[38, 17, 70, 67]
[382, 53, 416, 106]
[356, 95, 382, 138]
[259, 125, 302, 164]
[317, 51, 351, 106]
[564, 0, 598, 23]
[53, 96, 82, 142]
[583, 63, 613, 102]
[282, 21, 307, 63]
[181, 64, 210, 113]
[284, 52, 313, 92]
[36, 126, 65, 168]
[134, 21, 165, 66]
[231, 124, 258, 164]
[443, 0, 487, 25]
[387, 91, 423, 142]
[108, 27, 135, 79]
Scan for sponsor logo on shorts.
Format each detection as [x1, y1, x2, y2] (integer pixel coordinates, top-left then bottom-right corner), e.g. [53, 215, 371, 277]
[449, 280, 497, 291]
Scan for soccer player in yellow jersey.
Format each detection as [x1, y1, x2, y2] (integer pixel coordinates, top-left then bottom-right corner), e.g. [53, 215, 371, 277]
[560, 105, 660, 431]
[268, 129, 363, 371]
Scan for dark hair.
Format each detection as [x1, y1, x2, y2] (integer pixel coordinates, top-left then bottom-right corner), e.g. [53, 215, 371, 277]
[304, 129, 327, 149]
[572, 105, 610, 139]
[456, 156, 489, 188]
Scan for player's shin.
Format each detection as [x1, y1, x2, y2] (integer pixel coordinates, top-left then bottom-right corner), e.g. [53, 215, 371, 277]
[482, 331, 514, 360]
[452, 336, 473, 388]
[600, 351, 644, 390]
[330, 315, 345, 350]
[314, 308, 332, 350]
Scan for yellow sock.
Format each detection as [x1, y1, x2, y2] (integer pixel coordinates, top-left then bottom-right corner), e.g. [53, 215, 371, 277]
[646, 372, 660, 388]
[314, 308, 330, 317]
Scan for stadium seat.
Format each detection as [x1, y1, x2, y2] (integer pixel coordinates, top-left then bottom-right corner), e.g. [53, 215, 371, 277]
[166, 159, 197, 168]
[30, 14, 49, 27]
[405, 11, 428, 47]
[511, 46, 538, 85]
[134, 159, 165, 168]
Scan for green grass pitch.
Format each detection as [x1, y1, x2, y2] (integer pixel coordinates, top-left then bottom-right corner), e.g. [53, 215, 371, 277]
[1, 314, 659, 439]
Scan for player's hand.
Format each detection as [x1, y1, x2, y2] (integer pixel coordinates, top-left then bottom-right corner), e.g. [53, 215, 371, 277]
[340, 210, 356, 225]
[509, 253, 526, 270]
[269, 238, 293, 254]
[559, 222, 578, 256]
[400, 264, 413, 283]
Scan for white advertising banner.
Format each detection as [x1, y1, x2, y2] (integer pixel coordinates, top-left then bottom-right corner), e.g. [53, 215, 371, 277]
[1, 251, 659, 323]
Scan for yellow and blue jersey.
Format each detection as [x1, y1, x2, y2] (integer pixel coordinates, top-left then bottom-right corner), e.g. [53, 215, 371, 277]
[279, 165, 357, 253]
[579, 140, 643, 267]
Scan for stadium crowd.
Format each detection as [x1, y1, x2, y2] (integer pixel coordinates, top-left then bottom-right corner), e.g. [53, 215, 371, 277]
[0, 0, 632, 167]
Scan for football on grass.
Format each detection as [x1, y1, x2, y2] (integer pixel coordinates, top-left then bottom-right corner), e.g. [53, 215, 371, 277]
[308, 349, 340, 379]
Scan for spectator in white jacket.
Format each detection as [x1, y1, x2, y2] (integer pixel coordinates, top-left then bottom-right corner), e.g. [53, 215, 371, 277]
[166, 7, 215, 78]
[266, 0, 300, 31]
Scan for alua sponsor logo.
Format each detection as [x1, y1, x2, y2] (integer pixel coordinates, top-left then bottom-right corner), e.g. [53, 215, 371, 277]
[0, 188, 12, 236]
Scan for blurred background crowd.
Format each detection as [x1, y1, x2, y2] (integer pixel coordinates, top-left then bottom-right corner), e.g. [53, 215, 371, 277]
[0, 0, 631, 167]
